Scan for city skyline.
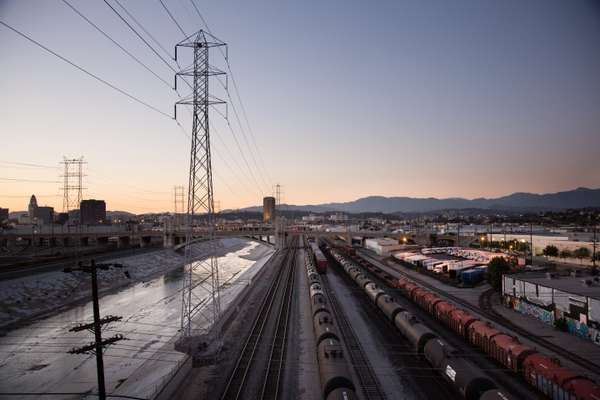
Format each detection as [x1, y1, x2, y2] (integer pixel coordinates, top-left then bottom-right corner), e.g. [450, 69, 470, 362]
[2, 0, 600, 213]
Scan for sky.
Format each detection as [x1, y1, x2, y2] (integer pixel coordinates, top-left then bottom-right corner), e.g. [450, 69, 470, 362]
[1, 0, 600, 214]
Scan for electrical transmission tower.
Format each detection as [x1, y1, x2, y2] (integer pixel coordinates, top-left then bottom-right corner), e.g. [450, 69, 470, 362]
[173, 185, 185, 228]
[61, 157, 86, 212]
[274, 183, 282, 207]
[174, 31, 226, 338]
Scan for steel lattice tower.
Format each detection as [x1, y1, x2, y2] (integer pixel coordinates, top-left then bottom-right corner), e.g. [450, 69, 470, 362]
[173, 185, 185, 228]
[174, 31, 226, 337]
[61, 157, 86, 212]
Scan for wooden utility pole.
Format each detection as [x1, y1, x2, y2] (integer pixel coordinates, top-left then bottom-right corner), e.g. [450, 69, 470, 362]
[65, 259, 125, 400]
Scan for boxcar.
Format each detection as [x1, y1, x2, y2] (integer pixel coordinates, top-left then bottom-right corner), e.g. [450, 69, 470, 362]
[435, 301, 457, 325]
[490, 335, 536, 373]
[311, 243, 328, 273]
[468, 321, 502, 355]
[521, 353, 598, 400]
[421, 292, 443, 314]
[448, 309, 478, 339]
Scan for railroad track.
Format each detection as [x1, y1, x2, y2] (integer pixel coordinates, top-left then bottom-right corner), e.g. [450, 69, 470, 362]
[260, 245, 296, 400]
[220, 239, 297, 400]
[357, 250, 600, 375]
[320, 274, 388, 400]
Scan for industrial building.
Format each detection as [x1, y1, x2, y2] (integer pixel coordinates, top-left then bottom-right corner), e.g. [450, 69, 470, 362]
[0, 208, 8, 222]
[365, 237, 404, 256]
[503, 272, 600, 346]
[80, 199, 106, 225]
[263, 196, 275, 223]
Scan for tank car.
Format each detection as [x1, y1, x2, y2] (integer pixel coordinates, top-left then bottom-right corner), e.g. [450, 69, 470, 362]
[313, 310, 340, 346]
[311, 293, 328, 317]
[376, 294, 404, 321]
[394, 311, 437, 353]
[326, 387, 359, 400]
[317, 338, 356, 399]
[309, 282, 324, 299]
[349, 269, 362, 282]
[355, 274, 372, 289]
[364, 282, 385, 303]
[307, 272, 321, 285]
[440, 354, 497, 400]
[479, 389, 516, 400]
[424, 337, 448, 370]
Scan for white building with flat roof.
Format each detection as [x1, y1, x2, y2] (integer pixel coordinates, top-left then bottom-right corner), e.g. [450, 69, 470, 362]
[365, 238, 404, 256]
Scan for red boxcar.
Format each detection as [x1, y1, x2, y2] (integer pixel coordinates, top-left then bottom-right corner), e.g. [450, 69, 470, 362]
[490, 334, 536, 373]
[421, 292, 443, 314]
[310, 243, 327, 273]
[447, 308, 478, 339]
[468, 321, 502, 355]
[434, 301, 457, 326]
[488, 333, 517, 367]
[412, 287, 428, 305]
[403, 282, 420, 297]
[522, 353, 600, 400]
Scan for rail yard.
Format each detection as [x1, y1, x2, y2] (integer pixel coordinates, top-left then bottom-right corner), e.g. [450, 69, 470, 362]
[161, 233, 600, 400]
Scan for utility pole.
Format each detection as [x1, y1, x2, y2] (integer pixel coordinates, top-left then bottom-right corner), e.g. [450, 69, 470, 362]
[65, 260, 125, 400]
[174, 30, 226, 338]
[593, 225, 597, 268]
[530, 222, 534, 266]
[456, 216, 460, 248]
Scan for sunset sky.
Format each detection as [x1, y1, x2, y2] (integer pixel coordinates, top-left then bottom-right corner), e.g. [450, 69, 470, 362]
[1, 0, 600, 214]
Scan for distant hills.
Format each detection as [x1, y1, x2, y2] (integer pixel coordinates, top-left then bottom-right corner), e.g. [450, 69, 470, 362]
[239, 187, 600, 214]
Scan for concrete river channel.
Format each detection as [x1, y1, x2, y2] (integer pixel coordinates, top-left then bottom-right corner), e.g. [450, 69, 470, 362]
[0, 238, 274, 399]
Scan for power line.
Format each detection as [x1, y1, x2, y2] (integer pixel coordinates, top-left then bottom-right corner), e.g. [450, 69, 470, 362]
[0, 20, 172, 119]
[113, 0, 175, 62]
[0, 177, 60, 183]
[157, 4, 268, 200]
[189, 1, 273, 185]
[211, 106, 266, 196]
[0, 160, 59, 169]
[102, 0, 178, 74]
[158, 0, 188, 37]
[62, 0, 172, 89]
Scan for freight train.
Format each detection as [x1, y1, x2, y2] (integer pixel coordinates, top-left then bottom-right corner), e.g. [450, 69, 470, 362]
[304, 240, 358, 400]
[326, 247, 515, 400]
[310, 241, 328, 273]
[332, 245, 600, 400]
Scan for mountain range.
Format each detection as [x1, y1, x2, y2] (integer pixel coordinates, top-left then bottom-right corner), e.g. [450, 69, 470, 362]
[239, 187, 600, 214]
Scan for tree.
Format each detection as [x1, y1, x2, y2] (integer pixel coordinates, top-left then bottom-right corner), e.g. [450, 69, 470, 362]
[573, 247, 591, 263]
[486, 257, 512, 291]
[559, 249, 572, 259]
[543, 245, 559, 257]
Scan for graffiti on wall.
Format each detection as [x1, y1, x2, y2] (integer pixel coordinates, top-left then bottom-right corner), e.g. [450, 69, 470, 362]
[504, 295, 600, 347]
[510, 297, 554, 325]
[566, 319, 600, 346]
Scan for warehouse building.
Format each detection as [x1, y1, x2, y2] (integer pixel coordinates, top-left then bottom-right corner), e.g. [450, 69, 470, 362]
[502, 272, 600, 346]
[365, 238, 404, 256]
